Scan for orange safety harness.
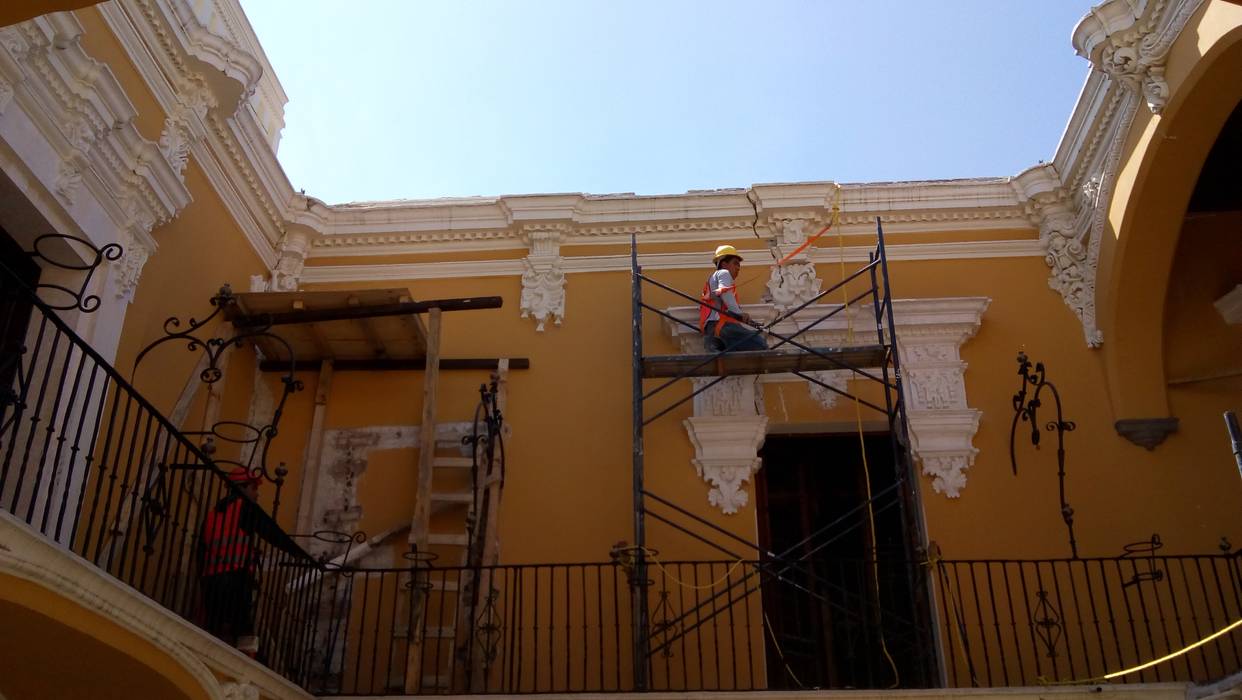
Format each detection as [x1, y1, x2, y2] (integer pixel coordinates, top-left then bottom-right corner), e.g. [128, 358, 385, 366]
[202, 498, 255, 576]
[698, 273, 746, 336]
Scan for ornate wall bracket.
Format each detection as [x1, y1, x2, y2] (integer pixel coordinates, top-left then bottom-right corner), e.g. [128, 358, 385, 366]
[682, 376, 766, 515]
[683, 417, 767, 515]
[1115, 417, 1179, 450]
[1073, 0, 1206, 114]
[1015, 164, 1104, 347]
[250, 227, 311, 292]
[901, 325, 987, 499]
[519, 227, 567, 331]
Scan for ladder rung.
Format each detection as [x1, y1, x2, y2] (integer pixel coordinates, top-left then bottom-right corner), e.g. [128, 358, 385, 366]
[428, 533, 469, 546]
[431, 491, 474, 504]
[433, 457, 473, 468]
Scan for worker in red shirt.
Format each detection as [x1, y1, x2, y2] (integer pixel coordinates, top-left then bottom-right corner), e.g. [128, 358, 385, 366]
[199, 466, 263, 657]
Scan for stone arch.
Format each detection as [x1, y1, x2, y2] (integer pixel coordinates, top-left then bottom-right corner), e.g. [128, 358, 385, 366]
[1097, 14, 1242, 427]
[0, 573, 220, 700]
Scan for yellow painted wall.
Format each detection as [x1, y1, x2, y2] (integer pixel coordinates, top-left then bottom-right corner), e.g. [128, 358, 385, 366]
[0, 573, 208, 700]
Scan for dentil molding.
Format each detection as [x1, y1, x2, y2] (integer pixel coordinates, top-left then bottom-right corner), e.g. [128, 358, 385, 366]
[666, 296, 990, 505]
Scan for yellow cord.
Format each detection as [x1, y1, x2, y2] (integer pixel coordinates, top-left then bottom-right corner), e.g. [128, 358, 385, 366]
[836, 194, 901, 689]
[1036, 617, 1242, 686]
[763, 610, 806, 689]
[637, 547, 745, 590]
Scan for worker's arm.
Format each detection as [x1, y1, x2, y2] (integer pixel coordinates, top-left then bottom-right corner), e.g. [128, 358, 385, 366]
[713, 270, 751, 323]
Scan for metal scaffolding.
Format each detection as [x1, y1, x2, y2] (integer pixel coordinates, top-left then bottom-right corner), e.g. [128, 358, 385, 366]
[627, 217, 936, 689]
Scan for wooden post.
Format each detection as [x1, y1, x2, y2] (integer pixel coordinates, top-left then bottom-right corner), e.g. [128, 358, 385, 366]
[405, 306, 441, 693]
[295, 359, 334, 535]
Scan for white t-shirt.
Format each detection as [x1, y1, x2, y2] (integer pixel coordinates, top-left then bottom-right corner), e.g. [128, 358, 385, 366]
[705, 268, 743, 323]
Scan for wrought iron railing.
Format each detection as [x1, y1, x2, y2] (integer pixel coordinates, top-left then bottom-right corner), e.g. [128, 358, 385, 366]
[309, 557, 934, 695]
[0, 247, 325, 684]
[935, 554, 1242, 687]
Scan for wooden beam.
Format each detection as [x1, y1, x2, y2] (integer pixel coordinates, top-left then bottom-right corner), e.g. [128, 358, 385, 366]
[348, 295, 389, 358]
[405, 306, 441, 693]
[231, 296, 502, 328]
[258, 358, 530, 372]
[295, 359, 334, 534]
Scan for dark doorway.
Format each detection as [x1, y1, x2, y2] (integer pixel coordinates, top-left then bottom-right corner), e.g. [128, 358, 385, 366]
[755, 432, 923, 689]
[0, 225, 39, 409]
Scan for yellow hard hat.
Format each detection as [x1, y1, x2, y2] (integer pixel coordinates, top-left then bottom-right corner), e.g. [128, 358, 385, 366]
[712, 245, 743, 264]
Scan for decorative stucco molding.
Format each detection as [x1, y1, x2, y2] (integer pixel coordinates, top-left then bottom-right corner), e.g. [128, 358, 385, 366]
[1073, 0, 1207, 114]
[113, 232, 153, 302]
[762, 215, 825, 312]
[158, 82, 214, 179]
[683, 377, 767, 514]
[519, 227, 567, 331]
[0, 12, 191, 322]
[805, 370, 851, 411]
[666, 296, 990, 500]
[1014, 164, 1105, 347]
[251, 228, 311, 292]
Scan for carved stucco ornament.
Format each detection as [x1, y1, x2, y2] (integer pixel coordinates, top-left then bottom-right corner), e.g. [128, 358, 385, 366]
[683, 376, 767, 514]
[1074, 0, 1206, 115]
[900, 332, 984, 499]
[1015, 164, 1104, 347]
[764, 216, 823, 312]
[520, 228, 566, 331]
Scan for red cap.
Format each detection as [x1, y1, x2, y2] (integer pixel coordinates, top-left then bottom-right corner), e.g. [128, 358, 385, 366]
[227, 467, 260, 486]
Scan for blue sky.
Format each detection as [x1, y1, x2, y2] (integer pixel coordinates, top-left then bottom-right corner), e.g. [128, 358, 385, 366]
[239, 1, 1093, 204]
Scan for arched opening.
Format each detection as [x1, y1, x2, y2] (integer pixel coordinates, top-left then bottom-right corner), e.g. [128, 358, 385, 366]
[0, 574, 212, 700]
[1163, 97, 1242, 389]
[1098, 21, 1242, 430]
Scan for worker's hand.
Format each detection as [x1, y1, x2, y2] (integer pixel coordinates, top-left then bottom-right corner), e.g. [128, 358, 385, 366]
[741, 312, 753, 325]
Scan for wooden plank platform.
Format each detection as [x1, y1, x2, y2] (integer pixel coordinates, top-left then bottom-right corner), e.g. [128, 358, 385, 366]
[224, 288, 427, 363]
[642, 345, 888, 378]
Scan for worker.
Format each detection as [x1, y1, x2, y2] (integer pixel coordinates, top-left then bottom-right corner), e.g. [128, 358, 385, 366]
[699, 245, 767, 352]
[199, 466, 264, 658]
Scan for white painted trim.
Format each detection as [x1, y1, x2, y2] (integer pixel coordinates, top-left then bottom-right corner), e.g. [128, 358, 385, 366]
[300, 239, 1042, 284]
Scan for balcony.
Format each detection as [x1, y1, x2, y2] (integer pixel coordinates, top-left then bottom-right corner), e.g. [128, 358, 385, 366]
[1, 246, 1240, 698]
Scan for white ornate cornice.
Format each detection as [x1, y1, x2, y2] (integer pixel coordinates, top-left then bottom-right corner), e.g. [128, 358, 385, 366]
[0, 11, 191, 311]
[301, 239, 1043, 284]
[1073, 0, 1207, 114]
[98, 0, 291, 268]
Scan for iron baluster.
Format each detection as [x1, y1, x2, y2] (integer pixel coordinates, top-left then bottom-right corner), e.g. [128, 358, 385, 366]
[1010, 351, 1079, 559]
